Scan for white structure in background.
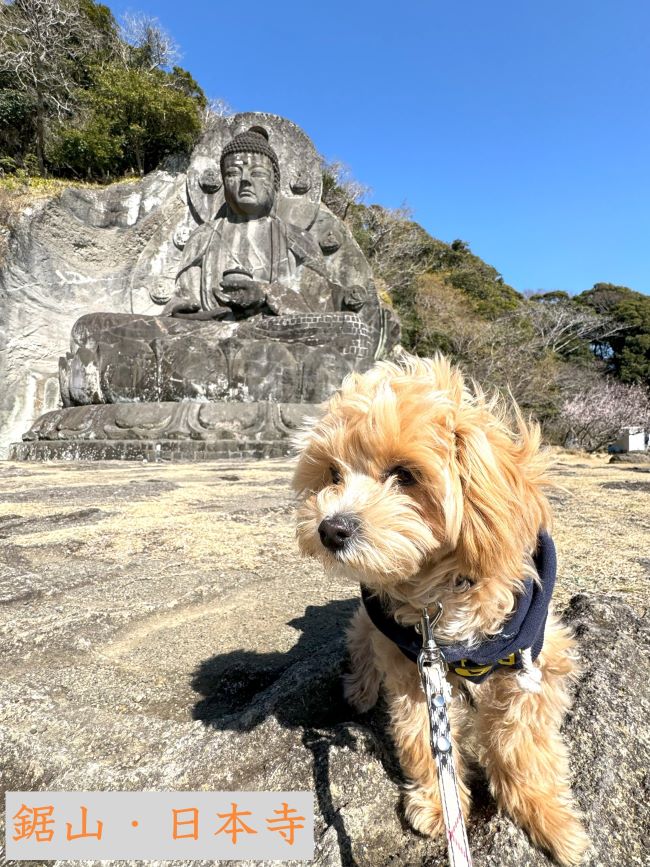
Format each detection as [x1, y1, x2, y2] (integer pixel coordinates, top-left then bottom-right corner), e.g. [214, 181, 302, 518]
[610, 426, 647, 453]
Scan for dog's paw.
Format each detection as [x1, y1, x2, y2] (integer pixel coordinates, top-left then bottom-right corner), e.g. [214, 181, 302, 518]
[542, 814, 590, 867]
[403, 788, 445, 838]
[514, 795, 589, 866]
[342, 671, 379, 713]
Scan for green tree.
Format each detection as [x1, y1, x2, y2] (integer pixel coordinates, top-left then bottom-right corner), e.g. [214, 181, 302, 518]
[48, 115, 122, 177]
[0, 71, 35, 170]
[50, 63, 203, 177]
[576, 283, 650, 385]
[168, 67, 207, 108]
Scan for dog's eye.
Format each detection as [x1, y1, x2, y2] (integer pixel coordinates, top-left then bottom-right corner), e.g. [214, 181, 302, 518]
[388, 466, 416, 486]
[330, 466, 342, 485]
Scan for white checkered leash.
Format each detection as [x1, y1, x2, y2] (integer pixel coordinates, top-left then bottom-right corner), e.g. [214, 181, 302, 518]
[417, 605, 473, 867]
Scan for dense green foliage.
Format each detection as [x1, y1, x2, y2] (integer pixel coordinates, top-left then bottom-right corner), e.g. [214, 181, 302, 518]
[0, 0, 206, 179]
[576, 283, 650, 386]
[0, 72, 36, 173]
[49, 64, 204, 176]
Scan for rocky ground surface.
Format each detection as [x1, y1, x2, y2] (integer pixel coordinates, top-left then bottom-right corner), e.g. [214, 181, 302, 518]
[0, 451, 648, 867]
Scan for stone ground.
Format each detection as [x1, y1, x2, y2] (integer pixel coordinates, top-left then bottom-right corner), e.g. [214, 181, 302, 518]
[0, 452, 648, 867]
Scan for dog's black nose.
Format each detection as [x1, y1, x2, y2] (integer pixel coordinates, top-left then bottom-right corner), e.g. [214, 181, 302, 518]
[318, 514, 360, 552]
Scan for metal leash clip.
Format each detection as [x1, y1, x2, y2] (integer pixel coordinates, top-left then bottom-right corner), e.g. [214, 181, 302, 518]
[416, 602, 445, 687]
[417, 603, 473, 867]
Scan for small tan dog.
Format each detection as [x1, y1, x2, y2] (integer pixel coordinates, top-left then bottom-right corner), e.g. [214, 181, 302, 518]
[293, 354, 588, 865]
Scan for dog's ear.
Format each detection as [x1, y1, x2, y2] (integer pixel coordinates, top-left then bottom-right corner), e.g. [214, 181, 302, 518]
[291, 414, 322, 496]
[291, 414, 320, 459]
[291, 399, 342, 496]
[453, 406, 551, 579]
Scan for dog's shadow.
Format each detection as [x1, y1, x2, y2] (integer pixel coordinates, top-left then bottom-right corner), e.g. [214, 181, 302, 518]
[190, 598, 495, 866]
[191, 598, 401, 865]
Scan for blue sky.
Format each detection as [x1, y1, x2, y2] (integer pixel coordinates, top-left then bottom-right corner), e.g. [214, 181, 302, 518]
[110, 0, 650, 296]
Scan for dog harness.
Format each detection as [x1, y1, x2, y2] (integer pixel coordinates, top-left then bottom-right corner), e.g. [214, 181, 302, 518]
[362, 530, 556, 685]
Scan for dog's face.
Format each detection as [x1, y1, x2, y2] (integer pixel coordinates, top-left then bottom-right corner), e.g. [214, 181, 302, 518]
[293, 356, 551, 621]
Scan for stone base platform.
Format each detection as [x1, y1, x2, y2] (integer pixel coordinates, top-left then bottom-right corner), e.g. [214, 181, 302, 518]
[10, 400, 317, 462]
[11, 439, 296, 461]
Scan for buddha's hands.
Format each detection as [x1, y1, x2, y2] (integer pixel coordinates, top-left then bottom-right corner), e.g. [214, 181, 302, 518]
[216, 276, 268, 312]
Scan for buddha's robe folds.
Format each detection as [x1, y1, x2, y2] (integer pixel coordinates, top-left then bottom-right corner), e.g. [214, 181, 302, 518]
[167, 212, 335, 316]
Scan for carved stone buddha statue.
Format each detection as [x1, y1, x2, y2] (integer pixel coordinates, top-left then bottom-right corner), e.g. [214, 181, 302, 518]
[169, 127, 333, 320]
[17, 113, 399, 460]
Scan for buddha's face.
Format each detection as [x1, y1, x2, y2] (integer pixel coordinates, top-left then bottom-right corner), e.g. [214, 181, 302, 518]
[222, 152, 275, 217]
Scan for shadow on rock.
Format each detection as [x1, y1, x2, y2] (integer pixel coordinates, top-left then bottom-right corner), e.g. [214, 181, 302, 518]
[191, 598, 402, 867]
[187, 593, 647, 867]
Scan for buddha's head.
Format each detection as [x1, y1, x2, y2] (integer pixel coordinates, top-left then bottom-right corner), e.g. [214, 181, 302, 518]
[220, 127, 280, 218]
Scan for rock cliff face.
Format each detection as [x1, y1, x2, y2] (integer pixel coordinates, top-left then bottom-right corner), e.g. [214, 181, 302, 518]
[0, 171, 183, 458]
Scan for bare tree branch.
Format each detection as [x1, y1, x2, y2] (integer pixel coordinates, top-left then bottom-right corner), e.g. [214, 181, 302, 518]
[119, 12, 180, 71]
[203, 97, 234, 126]
[522, 298, 625, 356]
[321, 160, 370, 222]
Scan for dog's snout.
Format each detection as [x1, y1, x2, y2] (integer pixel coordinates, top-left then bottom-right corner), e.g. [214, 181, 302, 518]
[318, 514, 360, 552]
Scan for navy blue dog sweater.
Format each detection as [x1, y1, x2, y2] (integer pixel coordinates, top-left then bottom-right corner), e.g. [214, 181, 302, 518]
[361, 531, 556, 683]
